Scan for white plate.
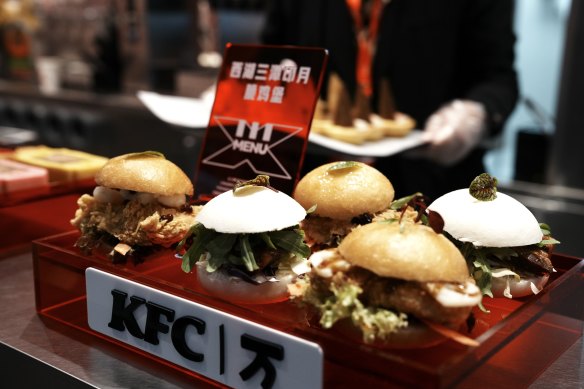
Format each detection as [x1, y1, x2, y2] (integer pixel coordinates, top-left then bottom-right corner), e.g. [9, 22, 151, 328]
[308, 131, 426, 157]
[137, 90, 213, 128]
[137, 91, 426, 157]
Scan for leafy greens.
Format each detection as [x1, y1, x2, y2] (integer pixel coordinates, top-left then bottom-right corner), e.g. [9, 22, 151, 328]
[179, 223, 310, 274]
[301, 273, 408, 343]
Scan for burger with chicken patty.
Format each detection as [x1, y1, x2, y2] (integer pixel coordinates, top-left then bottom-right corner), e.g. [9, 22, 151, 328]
[292, 221, 482, 348]
[71, 151, 199, 262]
[293, 161, 396, 249]
[428, 173, 559, 301]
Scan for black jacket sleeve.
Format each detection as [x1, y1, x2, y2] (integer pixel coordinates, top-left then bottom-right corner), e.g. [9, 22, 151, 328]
[459, 0, 519, 135]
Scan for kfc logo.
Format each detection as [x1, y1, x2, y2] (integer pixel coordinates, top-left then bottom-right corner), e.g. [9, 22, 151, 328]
[86, 268, 323, 389]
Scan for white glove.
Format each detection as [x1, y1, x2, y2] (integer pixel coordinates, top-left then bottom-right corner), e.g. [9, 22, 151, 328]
[419, 100, 487, 166]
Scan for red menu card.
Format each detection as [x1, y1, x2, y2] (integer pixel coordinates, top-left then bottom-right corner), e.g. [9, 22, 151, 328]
[194, 44, 328, 199]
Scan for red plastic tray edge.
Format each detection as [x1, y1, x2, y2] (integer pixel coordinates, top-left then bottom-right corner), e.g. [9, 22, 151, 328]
[31, 231, 584, 388]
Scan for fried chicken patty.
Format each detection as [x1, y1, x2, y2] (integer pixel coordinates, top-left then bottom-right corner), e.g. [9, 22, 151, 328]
[307, 248, 478, 328]
[71, 194, 200, 247]
[301, 206, 419, 248]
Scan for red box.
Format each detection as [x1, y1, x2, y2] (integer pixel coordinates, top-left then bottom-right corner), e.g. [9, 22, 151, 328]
[33, 231, 584, 388]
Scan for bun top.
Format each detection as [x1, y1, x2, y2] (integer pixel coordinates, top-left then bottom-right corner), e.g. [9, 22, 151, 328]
[428, 189, 542, 247]
[338, 222, 469, 283]
[95, 152, 193, 196]
[195, 186, 306, 233]
[293, 161, 394, 219]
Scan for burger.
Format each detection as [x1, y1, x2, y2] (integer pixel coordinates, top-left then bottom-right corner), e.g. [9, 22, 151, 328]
[293, 161, 396, 249]
[292, 221, 482, 347]
[71, 151, 199, 261]
[178, 175, 311, 304]
[428, 173, 559, 301]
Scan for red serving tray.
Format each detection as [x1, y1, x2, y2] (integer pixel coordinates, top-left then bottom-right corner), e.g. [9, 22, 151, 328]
[0, 175, 96, 258]
[32, 231, 584, 388]
[0, 177, 94, 208]
[0, 192, 89, 258]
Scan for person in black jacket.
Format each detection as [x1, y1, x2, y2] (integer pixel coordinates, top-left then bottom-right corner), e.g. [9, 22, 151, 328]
[262, 0, 518, 199]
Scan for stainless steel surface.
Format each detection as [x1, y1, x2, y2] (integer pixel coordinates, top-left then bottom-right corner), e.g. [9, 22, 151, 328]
[0, 249, 582, 388]
[0, 252, 212, 389]
[530, 340, 584, 389]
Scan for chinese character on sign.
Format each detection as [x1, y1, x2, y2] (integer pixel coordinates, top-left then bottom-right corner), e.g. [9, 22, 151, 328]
[257, 85, 271, 102]
[270, 87, 285, 104]
[239, 334, 284, 389]
[230, 61, 243, 78]
[297, 66, 311, 84]
[229, 61, 312, 104]
[255, 63, 269, 81]
[269, 64, 282, 81]
[243, 84, 257, 101]
[242, 63, 256, 79]
[281, 66, 296, 83]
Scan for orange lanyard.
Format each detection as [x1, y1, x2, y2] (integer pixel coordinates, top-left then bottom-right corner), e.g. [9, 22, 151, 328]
[346, 0, 384, 97]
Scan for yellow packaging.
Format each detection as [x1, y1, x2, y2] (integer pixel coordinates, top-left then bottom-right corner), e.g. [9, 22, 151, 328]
[12, 146, 108, 183]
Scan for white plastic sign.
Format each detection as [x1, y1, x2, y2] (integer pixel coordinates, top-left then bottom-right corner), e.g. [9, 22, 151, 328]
[86, 268, 323, 388]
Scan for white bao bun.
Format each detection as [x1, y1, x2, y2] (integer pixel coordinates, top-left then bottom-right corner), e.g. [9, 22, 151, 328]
[491, 273, 550, 299]
[428, 189, 542, 247]
[195, 186, 306, 233]
[196, 261, 293, 304]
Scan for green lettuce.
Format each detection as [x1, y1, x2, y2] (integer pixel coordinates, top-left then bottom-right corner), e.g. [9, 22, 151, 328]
[179, 223, 310, 274]
[449, 222, 559, 311]
[303, 275, 408, 343]
[538, 223, 561, 247]
[456, 241, 518, 312]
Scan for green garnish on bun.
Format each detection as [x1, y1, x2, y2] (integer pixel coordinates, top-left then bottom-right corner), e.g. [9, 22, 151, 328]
[293, 161, 395, 249]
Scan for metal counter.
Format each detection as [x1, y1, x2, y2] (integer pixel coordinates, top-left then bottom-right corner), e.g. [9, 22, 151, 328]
[0, 250, 215, 389]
